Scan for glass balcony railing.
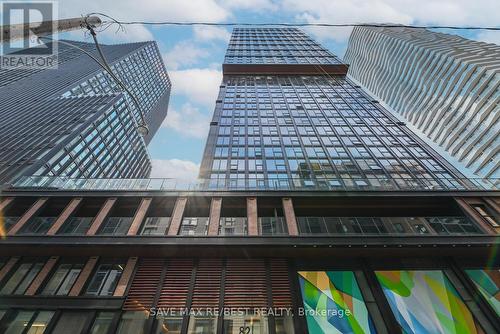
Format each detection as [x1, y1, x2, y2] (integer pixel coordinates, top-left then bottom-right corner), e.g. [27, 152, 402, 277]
[296, 216, 482, 236]
[6, 176, 499, 192]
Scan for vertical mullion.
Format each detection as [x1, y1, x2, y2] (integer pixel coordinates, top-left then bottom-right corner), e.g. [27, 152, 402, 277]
[106, 312, 122, 334]
[354, 270, 388, 334]
[455, 263, 500, 327]
[21, 311, 38, 334]
[446, 258, 499, 332]
[288, 260, 307, 334]
[181, 259, 198, 334]
[80, 310, 97, 334]
[150, 259, 169, 334]
[43, 309, 61, 334]
[265, 259, 276, 334]
[216, 259, 226, 334]
[362, 260, 402, 334]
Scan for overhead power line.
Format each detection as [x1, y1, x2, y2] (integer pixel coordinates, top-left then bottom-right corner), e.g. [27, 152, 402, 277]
[85, 14, 500, 31]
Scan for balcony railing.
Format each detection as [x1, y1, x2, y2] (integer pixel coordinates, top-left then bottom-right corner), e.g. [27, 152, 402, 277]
[7, 176, 499, 192]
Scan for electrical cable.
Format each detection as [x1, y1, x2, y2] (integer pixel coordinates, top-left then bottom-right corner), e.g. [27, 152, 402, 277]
[83, 21, 149, 136]
[83, 14, 500, 31]
[38, 36, 108, 70]
[38, 36, 149, 137]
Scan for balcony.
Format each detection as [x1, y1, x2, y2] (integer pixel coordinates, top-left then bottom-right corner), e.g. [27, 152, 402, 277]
[8, 176, 499, 192]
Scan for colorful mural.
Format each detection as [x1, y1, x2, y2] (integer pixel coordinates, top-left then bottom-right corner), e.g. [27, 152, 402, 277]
[465, 269, 500, 316]
[298, 271, 376, 334]
[375, 270, 483, 334]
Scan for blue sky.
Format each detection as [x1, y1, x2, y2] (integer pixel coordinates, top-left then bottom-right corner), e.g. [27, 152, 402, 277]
[53, 0, 499, 179]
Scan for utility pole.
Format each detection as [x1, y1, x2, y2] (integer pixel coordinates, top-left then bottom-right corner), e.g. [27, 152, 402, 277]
[1, 16, 101, 42]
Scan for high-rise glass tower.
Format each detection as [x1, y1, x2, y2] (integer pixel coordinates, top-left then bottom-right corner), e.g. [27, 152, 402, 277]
[0, 40, 171, 183]
[200, 28, 465, 191]
[345, 26, 499, 180]
[0, 28, 497, 334]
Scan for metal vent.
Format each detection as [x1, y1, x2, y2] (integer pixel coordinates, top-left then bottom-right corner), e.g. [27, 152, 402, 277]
[224, 259, 267, 308]
[270, 259, 293, 308]
[191, 259, 223, 308]
[157, 259, 194, 309]
[123, 258, 164, 311]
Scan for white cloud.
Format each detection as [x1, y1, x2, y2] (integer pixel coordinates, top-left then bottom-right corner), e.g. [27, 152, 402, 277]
[219, 0, 279, 11]
[151, 159, 200, 179]
[475, 31, 500, 45]
[280, 0, 500, 42]
[59, 0, 229, 22]
[56, 0, 230, 45]
[193, 26, 231, 43]
[162, 103, 210, 139]
[163, 41, 210, 70]
[168, 68, 223, 107]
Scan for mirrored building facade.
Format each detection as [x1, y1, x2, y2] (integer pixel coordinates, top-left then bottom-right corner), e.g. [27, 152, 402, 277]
[0, 40, 171, 183]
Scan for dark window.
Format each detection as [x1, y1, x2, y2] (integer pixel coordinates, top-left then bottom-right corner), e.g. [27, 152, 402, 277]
[179, 217, 209, 236]
[0, 259, 45, 295]
[117, 311, 149, 334]
[18, 217, 56, 235]
[51, 311, 92, 334]
[259, 217, 287, 235]
[188, 313, 218, 333]
[2, 217, 19, 233]
[427, 217, 480, 235]
[97, 217, 133, 235]
[471, 204, 499, 227]
[140, 217, 171, 235]
[88, 312, 117, 334]
[57, 217, 93, 235]
[85, 260, 125, 296]
[41, 261, 84, 296]
[2, 310, 55, 334]
[219, 217, 247, 236]
[297, 217, 328, 234]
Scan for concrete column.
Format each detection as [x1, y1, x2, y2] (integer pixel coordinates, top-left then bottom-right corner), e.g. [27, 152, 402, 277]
[208, 197, 222, 236]
[8, 198, 48, 236]
[167, 197, 188, 235]
[113, 257, 138, 296]
[0, 197, 14, 211]
[86, 198, 117, 236]
[455, 197, 496, 235]
[68, 256, 99, 296]
[127, 198, 152, 236]
[247, 197, 258, 236]
[47, 198, 82, 235]
[25, 256, 59, 295]
[282, 197, 299, 236]
[0, 257, 20, 282]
